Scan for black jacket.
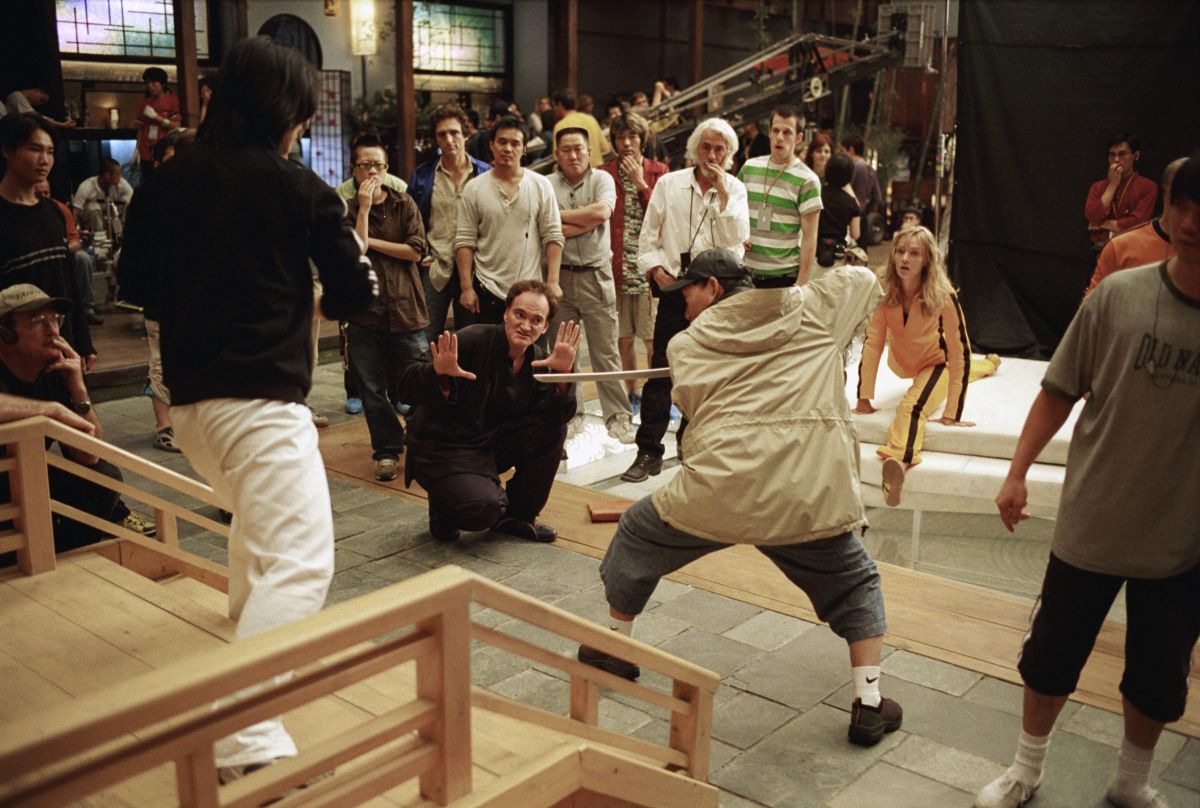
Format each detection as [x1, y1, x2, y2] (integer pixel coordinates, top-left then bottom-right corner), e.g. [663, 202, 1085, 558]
[119, 144, 374, 405]
[397, 324, 576, 484]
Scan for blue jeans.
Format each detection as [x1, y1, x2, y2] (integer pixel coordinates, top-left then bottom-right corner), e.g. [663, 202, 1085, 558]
[422, 267, 463, 340]
[346, 323, 428, 460]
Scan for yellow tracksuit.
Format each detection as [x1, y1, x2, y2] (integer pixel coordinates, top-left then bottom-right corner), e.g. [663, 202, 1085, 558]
[856, 293, 998, 464]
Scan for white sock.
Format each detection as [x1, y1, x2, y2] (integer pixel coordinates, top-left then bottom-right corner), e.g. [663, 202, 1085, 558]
[609, 617, 633, 637]
[1111, 737, 1154, 796]
[1010, 730, 1051, 786]
[852, 665, 881, 707]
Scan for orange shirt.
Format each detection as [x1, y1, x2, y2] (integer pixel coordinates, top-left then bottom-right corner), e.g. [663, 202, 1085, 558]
[857, 292, 972, 420]
[1083, 218, 1173, 298]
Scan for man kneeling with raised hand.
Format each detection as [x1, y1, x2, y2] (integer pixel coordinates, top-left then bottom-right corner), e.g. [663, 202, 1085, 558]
[578, 249, 903, 746]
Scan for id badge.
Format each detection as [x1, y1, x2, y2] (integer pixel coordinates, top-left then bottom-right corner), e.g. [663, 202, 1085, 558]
[757, 205, 773, 229]
[149, 125, 159, 141]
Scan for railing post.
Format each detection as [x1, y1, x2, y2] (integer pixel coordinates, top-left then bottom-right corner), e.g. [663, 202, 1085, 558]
[569, 675, 599, 725]
[669, 681, 713, 780]
[416, 594, 472, 804]
[155, 507, 179, 547]
[10, 433, 55, 575]
[175, 748, 219, 808]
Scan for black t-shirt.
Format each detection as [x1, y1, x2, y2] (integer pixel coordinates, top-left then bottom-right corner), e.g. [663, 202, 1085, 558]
[0, 198, 94, 355]
[818, 186, 862, 242]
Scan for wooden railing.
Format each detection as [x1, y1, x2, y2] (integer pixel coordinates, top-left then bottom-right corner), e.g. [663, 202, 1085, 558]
[0, 415, 229, 586]
[0, 415, 720, 806]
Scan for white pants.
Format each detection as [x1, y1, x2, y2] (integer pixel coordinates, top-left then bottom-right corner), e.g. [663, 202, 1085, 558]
[172, 398, 334, 767]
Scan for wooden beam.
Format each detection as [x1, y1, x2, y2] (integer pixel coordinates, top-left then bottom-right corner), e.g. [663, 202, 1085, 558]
[173, 0, 200, 127]
[394, 0, 415, 179]
[689, 0, 704, 85]
[555, 0, 578, 92]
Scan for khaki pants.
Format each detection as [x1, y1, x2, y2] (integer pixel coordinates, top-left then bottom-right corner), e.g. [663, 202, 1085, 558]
[551, 267, 632, 423]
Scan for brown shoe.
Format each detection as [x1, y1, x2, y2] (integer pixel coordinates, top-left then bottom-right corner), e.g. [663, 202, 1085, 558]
[881, 458, 905, 507]
[848, 696, 903, 746]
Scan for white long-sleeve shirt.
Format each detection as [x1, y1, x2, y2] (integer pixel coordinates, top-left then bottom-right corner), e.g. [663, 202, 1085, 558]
[637, 167, 750, 278]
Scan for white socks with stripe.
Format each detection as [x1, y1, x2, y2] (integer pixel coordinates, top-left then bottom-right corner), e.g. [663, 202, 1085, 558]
[852, 665, 882, 708]
[1107, 737, 1158, 807]
[1009, 730, 1051, 787]
[608, 616, 633, 637]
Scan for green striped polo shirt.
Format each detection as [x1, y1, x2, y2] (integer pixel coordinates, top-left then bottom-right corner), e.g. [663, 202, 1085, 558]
[737, 156, 823, 276]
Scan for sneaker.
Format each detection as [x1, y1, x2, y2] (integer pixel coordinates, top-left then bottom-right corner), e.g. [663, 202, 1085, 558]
[986, 352, 1002, 370]
[606, 413, 636, 444]
[153, 426, 181, 453]
[86, 311, 104, 325]
[975, 770, 1041, 808]
[218, 758, 283, 786]
[566, 413, 586, 438]
[122, 511, 157, 537]
[217, 756, 334, 794]
[394, 401, 412, 416]
[345, 397, 363, 414]
[1106, 778, 1168, 808]
[310, 407, 330, 428]
[492, 516, 556, 543]
[578, 644, 640, 681]
[374, 457, 398, 481]
[620, 453, 662, 483]
[628, 392, 641, 418]
[847, 696, 903, 747]
[881, 457, 905, 507]
[429, 508, 460, 543]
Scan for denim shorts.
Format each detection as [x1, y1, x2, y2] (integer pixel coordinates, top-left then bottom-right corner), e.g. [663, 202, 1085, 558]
[600, 497, 887, 643]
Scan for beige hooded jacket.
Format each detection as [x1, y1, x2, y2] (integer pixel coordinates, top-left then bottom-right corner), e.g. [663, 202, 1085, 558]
[651, 265, 884, 545]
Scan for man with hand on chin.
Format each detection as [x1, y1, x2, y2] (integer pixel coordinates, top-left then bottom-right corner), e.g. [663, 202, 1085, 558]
[454, 117, 563, 326]
[1085, 133, 1157, 252]
[0, 284, 155, 558]
[397, 280, 579, 545]
[620, 117, 749, 484]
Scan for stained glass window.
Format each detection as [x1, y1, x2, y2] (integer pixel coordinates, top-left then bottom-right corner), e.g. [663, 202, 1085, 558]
[413, 2, 507, 75]
[56, 0, 210, 60]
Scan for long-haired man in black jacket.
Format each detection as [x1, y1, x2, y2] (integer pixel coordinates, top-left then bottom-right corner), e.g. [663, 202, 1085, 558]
[119, 37, 376, 782]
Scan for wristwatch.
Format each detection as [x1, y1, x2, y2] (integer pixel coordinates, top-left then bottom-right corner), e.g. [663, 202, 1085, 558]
[72, 399, 92, 415]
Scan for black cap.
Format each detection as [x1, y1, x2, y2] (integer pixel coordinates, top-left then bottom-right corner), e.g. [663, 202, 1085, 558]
[661, 248, 749, 292]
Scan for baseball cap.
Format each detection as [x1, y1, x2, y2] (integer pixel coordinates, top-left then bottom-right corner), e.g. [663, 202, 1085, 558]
[0, 284, 73, 320]
[661, 248, 749, 292]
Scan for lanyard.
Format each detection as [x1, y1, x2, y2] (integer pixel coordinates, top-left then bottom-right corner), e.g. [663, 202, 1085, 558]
[762, 157, 795, 200]
[1110, 173, 1132, 218]
[687, 184, 715, 253]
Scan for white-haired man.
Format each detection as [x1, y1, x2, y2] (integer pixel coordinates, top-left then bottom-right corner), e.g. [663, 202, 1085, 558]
[621, 117, 749, 483]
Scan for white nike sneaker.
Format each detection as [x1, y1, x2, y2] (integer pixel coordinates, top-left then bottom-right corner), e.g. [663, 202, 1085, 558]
[975, 770, 1041, 808]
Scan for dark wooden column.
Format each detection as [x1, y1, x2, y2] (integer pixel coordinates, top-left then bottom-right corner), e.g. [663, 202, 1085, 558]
[689, 0, 704, 85]
[172, 0, 200, 126]
[394, 0, 415, 179]
[554, 0, 578, 92]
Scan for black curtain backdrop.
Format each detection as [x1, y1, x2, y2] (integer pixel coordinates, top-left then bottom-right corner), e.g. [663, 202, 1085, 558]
[952, 0, 1200, 357]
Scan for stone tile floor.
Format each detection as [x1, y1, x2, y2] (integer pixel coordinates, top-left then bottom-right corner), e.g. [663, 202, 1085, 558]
[89, 366, 1197, 808]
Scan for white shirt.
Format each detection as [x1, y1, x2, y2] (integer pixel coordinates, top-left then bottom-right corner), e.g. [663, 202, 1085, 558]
[637, 167, 750, 278]
[71, 175, 134, 210]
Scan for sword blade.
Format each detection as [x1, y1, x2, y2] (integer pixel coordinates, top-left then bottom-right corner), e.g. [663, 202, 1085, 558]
[533, 367, 671, 383]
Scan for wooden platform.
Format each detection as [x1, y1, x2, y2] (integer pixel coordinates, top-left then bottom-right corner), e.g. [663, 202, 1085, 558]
[318, 419, 1200, 739]
[0, 549, 718, 806]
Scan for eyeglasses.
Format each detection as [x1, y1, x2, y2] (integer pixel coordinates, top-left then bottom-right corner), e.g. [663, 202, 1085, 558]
[20, 313, 66, 332]
[353, 161, 388, 171]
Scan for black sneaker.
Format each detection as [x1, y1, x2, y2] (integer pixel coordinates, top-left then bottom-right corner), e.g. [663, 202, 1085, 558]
[578, 644, 641, 681]
[620, 453, 663, 483]
[848, 696, 903, 746]
[429, 508, 460, 543]
[492, 516, 556, 543]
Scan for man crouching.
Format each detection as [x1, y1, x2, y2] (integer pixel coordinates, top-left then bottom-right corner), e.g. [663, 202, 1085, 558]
[397, 279, 579, 544]
[578, 249, 902, 746]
